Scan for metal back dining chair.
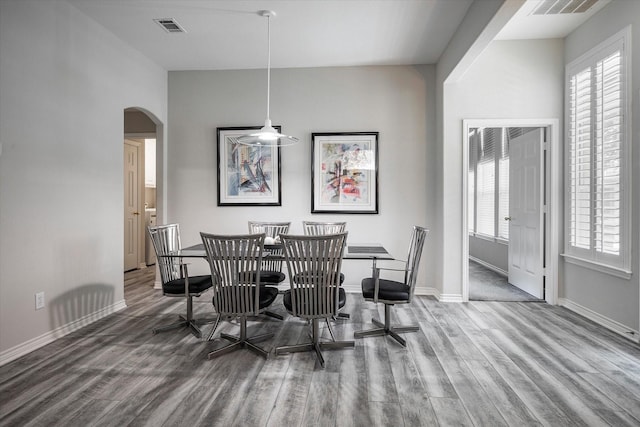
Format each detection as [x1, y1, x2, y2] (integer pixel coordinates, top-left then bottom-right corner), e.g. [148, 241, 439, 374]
[303, 221, 349, 321]
[147, 223, 213, 338]
[200, 232, 278, 359]
[248, 221, 290, 320]
[354, 225, 428, 347]
[275, 233, 354, 368]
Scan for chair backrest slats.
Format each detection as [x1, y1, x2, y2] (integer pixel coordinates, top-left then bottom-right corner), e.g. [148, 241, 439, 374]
[405, 226, 429, 301]
[281, 233, 347, 319]
[302, 221, 347, 236]
[248, 221, 290, 273]
[147, 224, 182, 284]
[201, 233, 265, 316]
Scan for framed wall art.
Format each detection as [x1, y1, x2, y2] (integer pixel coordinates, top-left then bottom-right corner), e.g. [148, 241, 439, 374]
[311, 132, 379, 214]
[217, 126, 282, 206]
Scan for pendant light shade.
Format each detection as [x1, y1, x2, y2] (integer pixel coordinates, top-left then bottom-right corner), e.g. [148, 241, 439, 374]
[237, 10, 298, 147]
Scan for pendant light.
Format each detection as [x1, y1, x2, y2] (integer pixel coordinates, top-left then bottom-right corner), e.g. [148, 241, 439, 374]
[237, 10, 299, 147]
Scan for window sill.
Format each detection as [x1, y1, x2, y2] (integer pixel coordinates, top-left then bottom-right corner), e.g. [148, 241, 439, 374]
[561, 254, 632, 280]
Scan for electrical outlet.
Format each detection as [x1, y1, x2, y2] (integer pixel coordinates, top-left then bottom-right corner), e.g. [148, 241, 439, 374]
[35, 292, 45, 310]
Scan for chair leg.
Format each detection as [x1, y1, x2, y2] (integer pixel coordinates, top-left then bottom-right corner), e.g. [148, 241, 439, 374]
[353, 327, 386, 338]
[208, 316, 273, 359]
[354, 304, 419, 347]
[264, 310, 284, 320]
[275, 343, 315, 355]
[394, 325, 420, 333]
[275, 319, 354, 368]
[388, 330, 407, 347]
[245, 340, 271, 358]
[207, 341, 243, 358]
[195, 317, 219, 326]
[186, 297, 225, 339]
[371, 318, 385, 328]
[206, 315, 222, 341]
[325, 318, 336, 341]
[188, 322, 203, 338]
[154, 295, 213, 339]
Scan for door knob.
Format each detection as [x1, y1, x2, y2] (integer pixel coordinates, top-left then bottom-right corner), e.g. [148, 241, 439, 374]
[504, 216, 511, 221]
[133, 212, 140, 215]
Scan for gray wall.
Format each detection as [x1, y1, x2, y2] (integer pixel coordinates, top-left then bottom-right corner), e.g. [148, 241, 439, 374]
[435, 0, 512, 300]
[166, 66, 437, 292]
[443, 38, 565, 299]
[0, 0, 168, 360]
[469, 236, 508, 273]
[562, 0, 640, 331]
[457, 39, 564, 292]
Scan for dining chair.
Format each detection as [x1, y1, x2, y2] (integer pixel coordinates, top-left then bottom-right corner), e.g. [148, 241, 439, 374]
[200, 232, 278, 359]
[248, 221, 290, 320]
[147, 223, 214, 338]
[275, 232, 354, 368]
[353, 225, 428, 347]
[303, 221, 349, 324]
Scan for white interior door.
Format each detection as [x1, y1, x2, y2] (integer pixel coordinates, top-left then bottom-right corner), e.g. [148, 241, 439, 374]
[124, 140, 140, 271]
[508, 129, 544, 298]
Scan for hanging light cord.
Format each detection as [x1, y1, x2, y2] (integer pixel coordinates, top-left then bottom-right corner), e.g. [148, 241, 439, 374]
[236, 10, 298, 146]
[265, 13, 271, 123]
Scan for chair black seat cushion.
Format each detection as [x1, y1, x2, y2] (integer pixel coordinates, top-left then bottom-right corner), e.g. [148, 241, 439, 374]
[361, 277, 410, 302]
[282, 287, 346, 312]
[244, 270, 286, 285]
[212, 285, 279, 311]
[292, 272, 345, 285]
[259, 271, 286, 285]
[163, 275, 212, 295]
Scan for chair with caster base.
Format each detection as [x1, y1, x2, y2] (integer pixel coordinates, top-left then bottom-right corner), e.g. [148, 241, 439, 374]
[148, 223, 214, 339]
[354, 226, 428, 347]
[275, 232, 354, 368]
[201, 232, 278, 359]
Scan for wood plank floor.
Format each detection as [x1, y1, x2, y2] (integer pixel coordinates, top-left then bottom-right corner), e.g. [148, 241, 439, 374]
[1, 268, 639, 426]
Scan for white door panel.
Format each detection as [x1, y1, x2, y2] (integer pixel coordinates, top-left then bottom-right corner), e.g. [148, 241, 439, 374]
[124, 140, 140, 271]
[508, 129, 544, 299]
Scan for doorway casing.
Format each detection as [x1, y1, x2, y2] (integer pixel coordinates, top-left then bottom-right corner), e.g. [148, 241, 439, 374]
[461, 118, 561, 304]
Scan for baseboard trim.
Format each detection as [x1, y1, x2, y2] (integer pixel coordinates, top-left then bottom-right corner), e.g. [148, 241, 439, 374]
[0, 300, 128, 367]
[436, 293, 464, 302]
[558, 297, 639, 343]
[414, 287, 440, 297]
[469, 256, 507, 277]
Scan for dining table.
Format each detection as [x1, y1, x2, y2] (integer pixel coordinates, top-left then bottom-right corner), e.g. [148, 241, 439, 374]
[162, 242, 394, 275]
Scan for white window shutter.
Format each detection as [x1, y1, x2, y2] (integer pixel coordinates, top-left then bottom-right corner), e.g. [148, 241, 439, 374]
[476, 129, 496, 236]
[565, 26, 630, 274]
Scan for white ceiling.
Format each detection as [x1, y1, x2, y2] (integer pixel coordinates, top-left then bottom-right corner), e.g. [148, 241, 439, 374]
[66, 0, 610, 71]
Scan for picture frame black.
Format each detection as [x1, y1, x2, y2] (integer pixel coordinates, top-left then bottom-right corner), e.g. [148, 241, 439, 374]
[311, 132, 379, 214]
[217, 126, 282, 206]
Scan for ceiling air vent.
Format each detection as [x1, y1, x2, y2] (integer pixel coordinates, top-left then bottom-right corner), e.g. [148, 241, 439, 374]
[532, 0, 600, 15]
[153, 18, 186, 33]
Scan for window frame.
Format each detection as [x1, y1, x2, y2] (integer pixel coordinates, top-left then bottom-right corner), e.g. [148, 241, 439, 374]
[468, 127, 510, 243]
[563, 26, 632, 279]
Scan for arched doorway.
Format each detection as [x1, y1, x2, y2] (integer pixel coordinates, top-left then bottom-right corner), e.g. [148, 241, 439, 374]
[123, 108, 163, 280]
